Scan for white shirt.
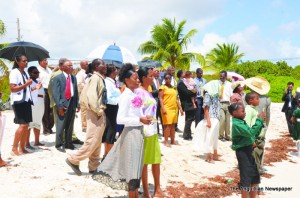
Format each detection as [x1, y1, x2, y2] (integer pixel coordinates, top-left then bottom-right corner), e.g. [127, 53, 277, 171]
[9, 68, 32, 104]
[76, 69, 87, 92]
[30, 80, 44, 104]
[153, 78, 160, 89]
[117, 88, 143, 126]
[105, 77, 121, 105]
[219, 80, 233, 102]
[38, 66, 52, 88]
[63, 72, 74, 97]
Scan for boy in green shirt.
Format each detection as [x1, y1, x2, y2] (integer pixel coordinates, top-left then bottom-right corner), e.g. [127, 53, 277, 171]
[229, 103, 265, 198]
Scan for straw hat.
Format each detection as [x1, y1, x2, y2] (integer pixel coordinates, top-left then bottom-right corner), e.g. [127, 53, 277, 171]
[244, 76, 270, 95]
[231, 81, 244, 90]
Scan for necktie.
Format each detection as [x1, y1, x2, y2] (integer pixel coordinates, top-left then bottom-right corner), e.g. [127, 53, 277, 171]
[199, 81, 203, 97]
[65, 75, 71, 99]
[219, 82, 224, 100]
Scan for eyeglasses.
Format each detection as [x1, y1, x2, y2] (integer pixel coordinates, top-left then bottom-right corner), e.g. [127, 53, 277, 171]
[32, 72, 40, 74]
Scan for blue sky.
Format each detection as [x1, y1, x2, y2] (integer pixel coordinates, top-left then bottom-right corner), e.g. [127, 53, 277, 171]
[1, 0, 300, 69]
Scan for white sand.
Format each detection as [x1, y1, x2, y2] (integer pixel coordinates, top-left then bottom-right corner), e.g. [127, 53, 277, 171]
[0, 103, 299, 197]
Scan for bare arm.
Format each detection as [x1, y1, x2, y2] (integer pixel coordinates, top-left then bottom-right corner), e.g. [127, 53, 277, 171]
[204, 106, 211, 128]
[159, 89, 166, 115]
[10, 78, 32, 93]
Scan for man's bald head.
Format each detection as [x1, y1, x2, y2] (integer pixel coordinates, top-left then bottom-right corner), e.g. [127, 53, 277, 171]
[80, 60, 88, 70]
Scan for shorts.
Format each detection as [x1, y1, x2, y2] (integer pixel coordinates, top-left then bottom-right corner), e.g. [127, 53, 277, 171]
[236, 145, 260, 188]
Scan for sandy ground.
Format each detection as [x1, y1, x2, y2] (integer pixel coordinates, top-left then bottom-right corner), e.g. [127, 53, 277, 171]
[0, 103, 299, 198]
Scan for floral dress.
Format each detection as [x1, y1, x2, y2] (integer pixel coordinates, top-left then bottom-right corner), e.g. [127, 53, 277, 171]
[135, 88, 161, 164]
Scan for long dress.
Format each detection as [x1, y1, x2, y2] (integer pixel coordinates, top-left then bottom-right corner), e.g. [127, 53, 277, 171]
[135, 88, 161, 164]
[193, 93, 220, 153]
[159, 85, 178, 125]
[92, 88, 144, 191]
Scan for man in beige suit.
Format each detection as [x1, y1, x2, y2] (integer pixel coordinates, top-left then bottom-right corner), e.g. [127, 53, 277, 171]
[66, 59, 107, 175]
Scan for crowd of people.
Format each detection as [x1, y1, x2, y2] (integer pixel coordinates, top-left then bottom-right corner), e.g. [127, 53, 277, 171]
[0, 54, 300, 198]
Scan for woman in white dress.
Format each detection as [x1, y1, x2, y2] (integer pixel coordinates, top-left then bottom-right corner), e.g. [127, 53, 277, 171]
[93, 63, 152, 198]
[193, 80, 221, 163]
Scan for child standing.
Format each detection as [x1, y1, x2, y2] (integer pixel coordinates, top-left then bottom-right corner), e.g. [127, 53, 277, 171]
[291, 99, 300, 157]
[244, 92, 266, 175]
[183, 71, 197, 109]
[229, 103, 264, 198]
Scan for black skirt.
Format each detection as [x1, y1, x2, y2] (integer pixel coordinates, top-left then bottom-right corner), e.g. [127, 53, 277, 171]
[102, 104, 118, 144]
[12, 100, 33, 124]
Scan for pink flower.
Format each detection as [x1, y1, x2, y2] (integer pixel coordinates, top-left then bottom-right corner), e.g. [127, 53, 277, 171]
[131, 96, 143, 108]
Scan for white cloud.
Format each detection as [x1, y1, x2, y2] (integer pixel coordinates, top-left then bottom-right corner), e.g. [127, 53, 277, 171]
[279, 20, 300, 33]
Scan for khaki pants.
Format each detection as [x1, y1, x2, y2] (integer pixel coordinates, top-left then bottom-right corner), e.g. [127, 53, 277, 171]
[80, 101, 87, 129]
[68, 109, 106, 171]
[219, 102, 231, 139]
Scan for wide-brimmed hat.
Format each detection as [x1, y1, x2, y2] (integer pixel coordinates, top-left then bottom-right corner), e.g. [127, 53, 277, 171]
[231, 81, 244, 90]
[244, 76, 270, 95]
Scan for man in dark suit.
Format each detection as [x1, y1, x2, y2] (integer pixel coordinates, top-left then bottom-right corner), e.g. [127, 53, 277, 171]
[151, 68, 163, 133]
[52, 60, 80, 152]
[282, 81, 296, 135]
[177, 74, 196, 140]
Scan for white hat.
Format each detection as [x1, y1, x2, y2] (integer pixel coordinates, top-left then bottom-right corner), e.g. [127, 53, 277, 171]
[231, 81, 244, 90]
[244, 76, 270, 95]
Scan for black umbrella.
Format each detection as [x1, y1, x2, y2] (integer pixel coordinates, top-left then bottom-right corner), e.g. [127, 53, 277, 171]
[137, 59, 162, 68]
[0, 41, 50, 62]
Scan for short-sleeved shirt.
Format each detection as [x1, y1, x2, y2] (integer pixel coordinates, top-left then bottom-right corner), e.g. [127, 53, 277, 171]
[9, 68, 31, 104]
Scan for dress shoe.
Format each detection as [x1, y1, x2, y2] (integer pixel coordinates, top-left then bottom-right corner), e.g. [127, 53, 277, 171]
[56, 146, 66, 153]
[183, 137, 192, 141]
[65, 144, 75, 150]
[89, 170, 97, 174]
[72, 139, 84, 145]
[66, 158, 82, 176]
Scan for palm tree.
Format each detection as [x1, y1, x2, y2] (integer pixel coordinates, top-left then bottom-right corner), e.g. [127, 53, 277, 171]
[206, 43, 244, 71]
[0, 20, 10, 101]
[138, 18, 205, 70]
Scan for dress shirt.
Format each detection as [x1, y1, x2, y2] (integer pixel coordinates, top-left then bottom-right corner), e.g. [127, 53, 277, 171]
[38, 66, 52, 88]
[195, 77, 207, 98]
[219, 80, 232, 102]
[153, 78, 160, 90]
[105, 77, 121, 105]
[117, 88, 143, 127]
[76, 69, 87, 93]
[63, 72, 74, 97]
